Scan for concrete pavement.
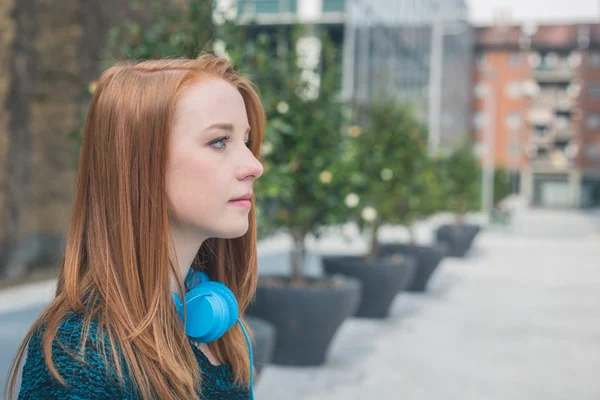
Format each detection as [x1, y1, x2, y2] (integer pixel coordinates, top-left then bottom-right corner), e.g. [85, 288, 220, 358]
[255, 208, 600, 400]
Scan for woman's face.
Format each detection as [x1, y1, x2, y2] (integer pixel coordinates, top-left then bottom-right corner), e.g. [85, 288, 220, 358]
[166, 78, 263, 241]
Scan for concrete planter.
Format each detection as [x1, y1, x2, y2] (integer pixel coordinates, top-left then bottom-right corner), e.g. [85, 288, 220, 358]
[435, 224, 481, 257]
[322, 254, 416, 319]
[244, 316, 276, 375]
[246, 275, 361, 366]
[378, 244, 445, 292]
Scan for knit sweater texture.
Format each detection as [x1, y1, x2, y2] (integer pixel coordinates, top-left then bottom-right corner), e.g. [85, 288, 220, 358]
[17, 312, 250, 399]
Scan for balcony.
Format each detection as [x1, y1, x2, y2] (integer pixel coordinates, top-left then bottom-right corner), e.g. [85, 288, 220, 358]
[536, 92, 575, 111]
[556, 94, 575, 111]
[533, 60, 574, 83]
[529, 149, 574, 170]
[553, 122, 577, 140]
[528, 108, 554, 126]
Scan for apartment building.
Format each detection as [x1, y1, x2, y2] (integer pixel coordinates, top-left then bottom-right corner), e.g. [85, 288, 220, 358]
[473, 22, 600, 208]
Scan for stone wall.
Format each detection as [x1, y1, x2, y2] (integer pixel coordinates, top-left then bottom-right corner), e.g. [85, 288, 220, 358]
[0, 0, 16, 270]
[0, 0, 156, 278]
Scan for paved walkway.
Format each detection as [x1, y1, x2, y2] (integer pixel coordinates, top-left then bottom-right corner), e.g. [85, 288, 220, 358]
[255, 208, 600, 400]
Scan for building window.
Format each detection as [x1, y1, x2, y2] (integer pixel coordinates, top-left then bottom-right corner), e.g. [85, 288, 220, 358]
[509, 52, 521, 66]
[544, 52, 559, 68]
[322, 0, 344, 12]
[506, 113, 521, 130]
[256, 0, 298, 13]
[474, 82, 486, 98]
[555, 116, 570, 130]
[534, 125, 547, 137]
[590, 52, 600, 67]
[584, 143, 599, 160]
[505, 81, 521, 98]
[568, 52, 582, 68]
[476, 53, 486, 68]
[473, 112, 487, 129]
[586, 113, 600, 130]
[528, 52, 542, 68]
[587, 82, 600, 98]
[567, 82, 582, 98]
[522, 80, 540, 97]
[554, 139, 569, 151]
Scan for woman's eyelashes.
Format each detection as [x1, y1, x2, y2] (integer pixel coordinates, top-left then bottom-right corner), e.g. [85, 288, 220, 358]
[209, 135, 230, 150]
[209, 136, 253, 150]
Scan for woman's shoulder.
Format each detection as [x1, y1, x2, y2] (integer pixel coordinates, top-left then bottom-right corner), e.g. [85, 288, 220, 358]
[29, 311, 106, 361]
[18, 311, 133, 400]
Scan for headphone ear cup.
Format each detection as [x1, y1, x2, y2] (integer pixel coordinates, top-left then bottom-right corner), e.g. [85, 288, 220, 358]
[202, 282, 239, 330]
[199, 293, 231, 343]
[182, 288, 221, 340]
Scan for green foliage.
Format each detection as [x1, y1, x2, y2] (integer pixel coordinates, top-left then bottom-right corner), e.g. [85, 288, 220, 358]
[71, 1, 231, 159]
[106, 0, 218, 62]
[494, 167, 512, 205]
[439, 142, 481, 219]
[401, 153, 448, 224]
[345, 100, 425, 232]
[246, 27, 351, 241]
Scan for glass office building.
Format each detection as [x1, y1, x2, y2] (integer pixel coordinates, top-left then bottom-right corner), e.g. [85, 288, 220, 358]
[226, 0, 472, 150]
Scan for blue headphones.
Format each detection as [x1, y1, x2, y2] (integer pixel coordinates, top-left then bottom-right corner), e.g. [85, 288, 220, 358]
[171, 269, 239, 342]
[172, 268, 254, 399]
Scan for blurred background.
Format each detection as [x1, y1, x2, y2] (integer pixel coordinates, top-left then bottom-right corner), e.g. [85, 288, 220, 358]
[1, 0, 599, 399]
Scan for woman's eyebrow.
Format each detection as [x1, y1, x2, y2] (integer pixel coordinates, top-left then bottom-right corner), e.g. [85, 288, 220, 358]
[203, 123, 251, 135]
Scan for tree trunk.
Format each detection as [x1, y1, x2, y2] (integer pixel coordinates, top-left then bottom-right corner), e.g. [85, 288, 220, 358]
[454, 195, 466, 228]
[290, 228, 306, 284]
[0, 0, 37, 278]
[365, 221, 381, 262]
[408, 221, 417, 244]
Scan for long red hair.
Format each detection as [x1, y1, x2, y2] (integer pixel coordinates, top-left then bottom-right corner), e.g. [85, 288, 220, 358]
[5, 54, 265, 400]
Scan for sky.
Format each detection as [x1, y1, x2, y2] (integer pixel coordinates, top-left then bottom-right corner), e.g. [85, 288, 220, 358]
[468, 0, 600, 25]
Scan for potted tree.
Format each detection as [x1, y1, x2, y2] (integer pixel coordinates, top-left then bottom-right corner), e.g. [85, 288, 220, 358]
[377, 142, 449, 292]
[435, 142, 482, 257]
[321, 100, 424, 318]
[241, 27, 362, 366]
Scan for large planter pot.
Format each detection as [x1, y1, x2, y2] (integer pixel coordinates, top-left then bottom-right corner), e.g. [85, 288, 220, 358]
[244, 316, 276, 375]
[245, 275, 361, 366]
[435, 224, 479, 257]
[378, 244, 445, 292]
[465, 223, 482, 240]
[321, 254, 416, 319]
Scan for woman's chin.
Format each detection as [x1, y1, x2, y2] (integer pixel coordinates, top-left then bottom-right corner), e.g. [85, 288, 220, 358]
[215, 223, 250, 240]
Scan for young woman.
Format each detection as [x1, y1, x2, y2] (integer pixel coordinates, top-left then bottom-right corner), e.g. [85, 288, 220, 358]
[5, 54, 264, 400]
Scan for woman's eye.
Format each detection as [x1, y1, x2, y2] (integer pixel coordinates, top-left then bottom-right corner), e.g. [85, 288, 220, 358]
[245, 140, 253, 149]
[210, 136, 230, 150]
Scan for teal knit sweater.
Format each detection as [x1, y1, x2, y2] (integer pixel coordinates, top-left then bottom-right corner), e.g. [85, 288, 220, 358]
[17, 312, 250, 399]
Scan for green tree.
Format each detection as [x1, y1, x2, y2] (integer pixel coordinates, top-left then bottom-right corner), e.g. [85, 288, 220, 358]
[439, 142, 481, 226]
[245, 27, 351, 282]
[494, 166, 511, 206]
[343, 100, 425, 260]
[398, 150, 448, 243]
[106, 0, 217, 62]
